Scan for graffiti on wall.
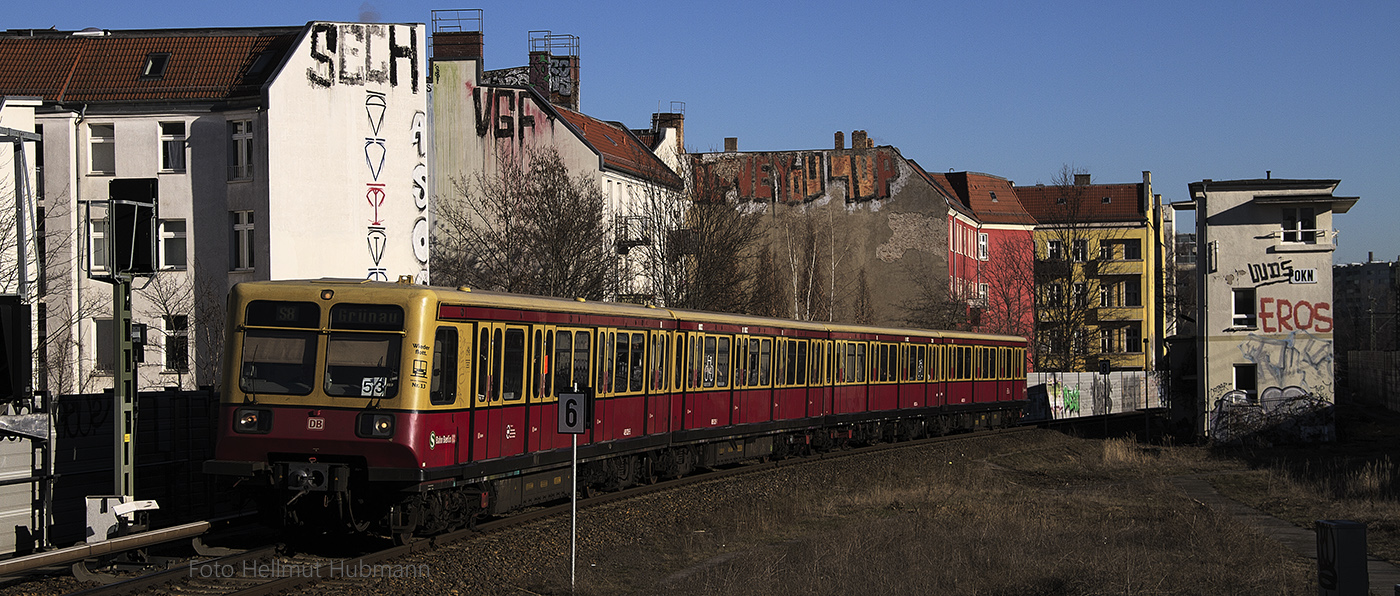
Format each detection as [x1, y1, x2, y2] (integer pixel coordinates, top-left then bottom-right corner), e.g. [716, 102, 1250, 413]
[481, 66, 530, 87]
[695, 149, 902, 205]
[469, 86, 547, 145]
[1258, 297, 1332, 333]
[410, 111, 429, 284]
[364, 91, 390, 281]
[1239, 329, 1334, 399]
[307, 23, 420, 92]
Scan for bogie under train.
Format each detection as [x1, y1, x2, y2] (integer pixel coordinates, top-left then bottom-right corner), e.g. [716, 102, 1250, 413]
[205, 279, 1028, 538]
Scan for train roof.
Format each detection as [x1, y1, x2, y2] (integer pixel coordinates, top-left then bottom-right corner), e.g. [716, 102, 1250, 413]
[233, 279, 1025, 344]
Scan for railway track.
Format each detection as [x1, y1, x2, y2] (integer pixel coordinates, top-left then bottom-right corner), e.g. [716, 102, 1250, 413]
[37, 425, 1032, 596]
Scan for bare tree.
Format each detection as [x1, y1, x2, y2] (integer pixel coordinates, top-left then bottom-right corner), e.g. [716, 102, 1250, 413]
[1033, 165, 1129, 372]
[135, 270, 194, 388]
[781, 216, 829, 322]
[980, 233, 1037, 339]
[745, 243, 784, 318]
[433, 145, 610, 300]
[627, 152, 766, 313]
[899, 263, 970, 331]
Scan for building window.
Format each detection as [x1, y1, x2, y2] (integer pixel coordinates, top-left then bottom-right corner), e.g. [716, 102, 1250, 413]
[1232, 288, 1256, 327]
[89, 217, 109, 273]
[159, 219, 187, 269]
[1099, 242, 1114, 260]
[160, 122, 186, 172]
[1282, 207, 1317, 244]
[228, 120, 254, 180]
[1124, 239, 1141, 260]
[977, 233, 989, 261]
[1047, 284, 1064, 307]
[1102, 196, 1112, 204]
[164, 315, 189, 372]
[95, 318, 113, 371]
[140, 52, 170, 79]
[90, 124, 115, 175]
[1073, 282, 1088, 308]
[989, 191, 998, 202]
[1126, 325, 1142, 352]
[977, 283, 989, 307]
[1100, 328, 1115, 354]
[1124, 279, 1141, 307]
[1072, 239, 1088, 262]
[1234, 364, 1257, 399]
[1047, 239, 1064, 261]
[1099, 283, 1112, 307]
[231, 210, 254, 270]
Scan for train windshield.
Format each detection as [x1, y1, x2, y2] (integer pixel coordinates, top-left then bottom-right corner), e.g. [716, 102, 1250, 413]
[325, 304, 404, 398]
[240, 300, 320, 395]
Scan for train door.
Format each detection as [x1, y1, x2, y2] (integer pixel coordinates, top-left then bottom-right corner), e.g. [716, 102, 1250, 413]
[425, 324, 465, 468]
[474, 322, 529, 459]
[646, 330, 671, 435]
[527, 325, 556, 454]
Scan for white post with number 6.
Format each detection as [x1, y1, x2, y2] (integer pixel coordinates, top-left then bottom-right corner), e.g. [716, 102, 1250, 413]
[557, 387, 591, 594]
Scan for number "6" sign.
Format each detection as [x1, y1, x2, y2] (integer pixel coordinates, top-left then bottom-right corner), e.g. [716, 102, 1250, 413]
[557, 391, 590, 434]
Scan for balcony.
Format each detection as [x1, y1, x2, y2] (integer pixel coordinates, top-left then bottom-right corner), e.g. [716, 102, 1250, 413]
[1095, 305, 1144, 322]
[1091, 259, 1144, 276]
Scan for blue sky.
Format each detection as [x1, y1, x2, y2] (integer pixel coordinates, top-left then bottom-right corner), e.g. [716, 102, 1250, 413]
[6, 0, 1396, 264]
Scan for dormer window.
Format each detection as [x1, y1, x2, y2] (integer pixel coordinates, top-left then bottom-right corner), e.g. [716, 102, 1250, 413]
[1102, 196, 1112, 204]
[141, 52, 170, 79]
[246, 51, 274, 77]
[989, 191, 998, 202]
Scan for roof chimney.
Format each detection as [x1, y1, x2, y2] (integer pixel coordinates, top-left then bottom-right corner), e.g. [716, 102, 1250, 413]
[431, 31, 484, 60]
[1074, 173, 1091, 186]
[852, 130, 868, 149]
[835, 131, 844, 150]
[724, 137, 737, 152]
[652, 109, 684, 154]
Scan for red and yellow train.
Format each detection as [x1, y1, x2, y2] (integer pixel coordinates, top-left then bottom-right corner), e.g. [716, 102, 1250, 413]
[205, 279, 1027, 538]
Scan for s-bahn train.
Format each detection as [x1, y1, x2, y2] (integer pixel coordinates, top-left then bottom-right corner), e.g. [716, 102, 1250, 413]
[205, 278, 1028, 539]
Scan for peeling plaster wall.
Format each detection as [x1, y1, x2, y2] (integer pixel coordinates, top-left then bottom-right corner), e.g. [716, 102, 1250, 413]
[693, 147, 948, 325]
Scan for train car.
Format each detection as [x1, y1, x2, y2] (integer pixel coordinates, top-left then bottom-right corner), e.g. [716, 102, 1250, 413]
[205, 278, 1027, 540]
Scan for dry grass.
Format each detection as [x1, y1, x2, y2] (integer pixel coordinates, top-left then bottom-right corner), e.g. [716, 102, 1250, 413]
[1210, 404, 1400, 565]
[529, 430, 1316, 596]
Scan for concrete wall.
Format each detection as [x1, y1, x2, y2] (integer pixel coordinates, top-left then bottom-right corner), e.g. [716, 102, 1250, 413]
[267, 22, 430, 284]
[1025, 371, 1165, 421]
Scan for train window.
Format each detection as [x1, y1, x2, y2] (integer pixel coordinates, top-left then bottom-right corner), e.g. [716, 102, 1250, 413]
[775, 340, 787, 387]
[501, 328, 524, 400]
[239, 329, 316, 395]
[716, 336, 731, 387]
[842, 343, 854, 384]
[614, 333, 630, 394]
[701, 336, 717, 388]
[675, 333, 686, 391]
[964, 347, 973, 381]
[245, 300, 319, 328]
[756, 338, 770, 385]
[554, 331, 573, 394]
[689, 334, 701, 389]
[325, 332, 402, 398]
[809, 342, 821, 386]
[574, 331, 591, 392]
[747, 339, 760, 386]
[430, 328, 457, 405]
[629, 333, 645, 392]
[601, 332, 615, 394]
[796, 341, 808, 385]
[532, 329, 543, 399]
[856, 343, 867, 383]
[477, 330, 490, 401]
[784, 341, 796, 386]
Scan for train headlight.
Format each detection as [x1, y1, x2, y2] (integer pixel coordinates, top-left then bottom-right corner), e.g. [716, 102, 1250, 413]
[356, 412, 395, 438]
[234, 408, 273, 434]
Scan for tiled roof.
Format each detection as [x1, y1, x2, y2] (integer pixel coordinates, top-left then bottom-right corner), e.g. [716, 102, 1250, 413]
[940, 171, 1038, 226]
[1014, 182, 1145, 224]
[556, 107, 682, 189]
[0, 28, 299, 103]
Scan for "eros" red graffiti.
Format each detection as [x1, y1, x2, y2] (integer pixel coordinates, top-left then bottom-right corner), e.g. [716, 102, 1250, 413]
[1259, 297, 1332, 333]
